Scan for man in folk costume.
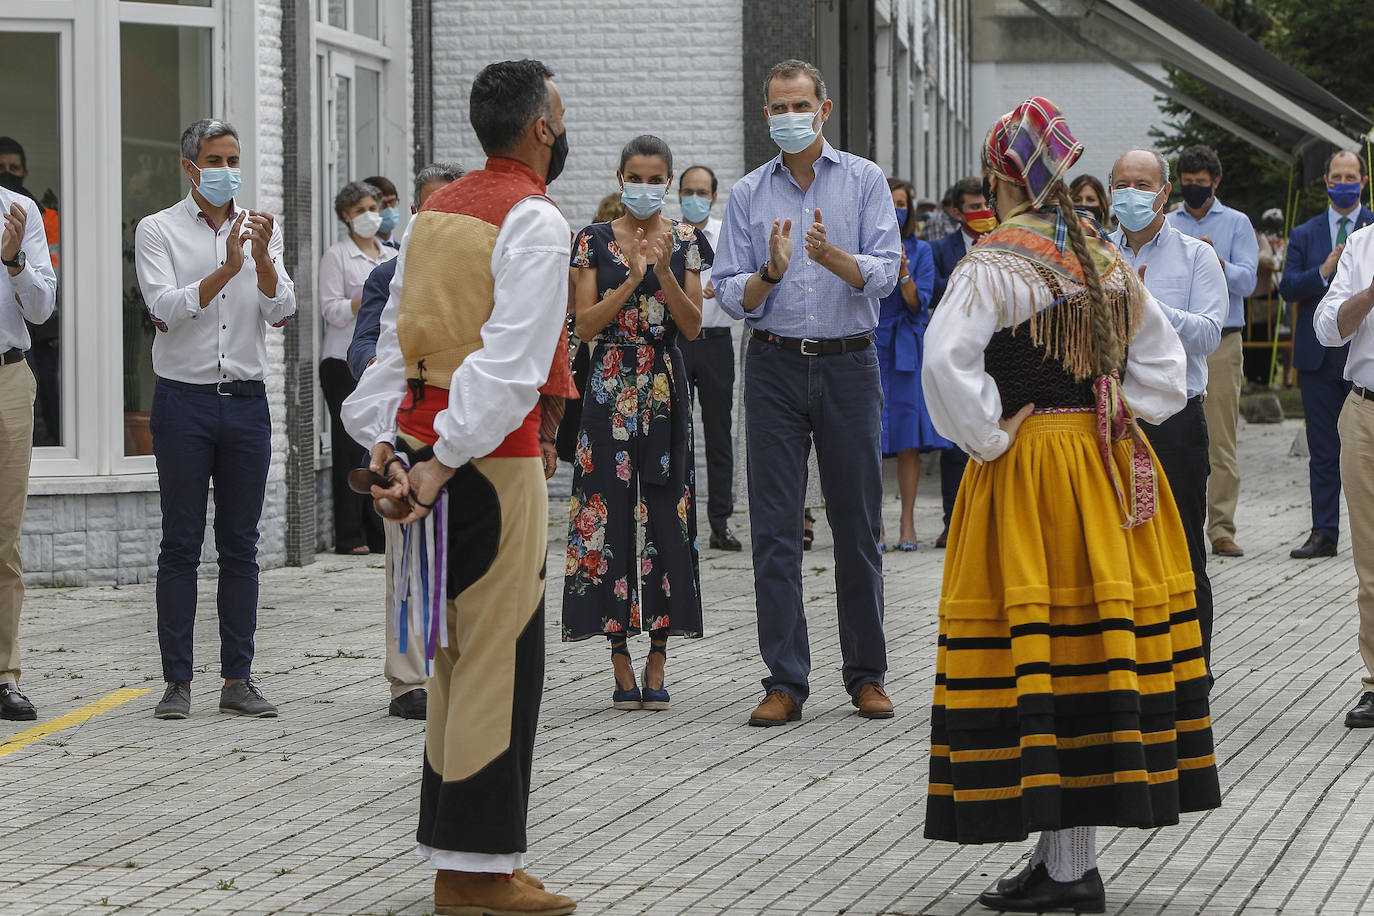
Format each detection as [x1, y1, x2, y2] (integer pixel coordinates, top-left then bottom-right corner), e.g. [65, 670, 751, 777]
[344, 59, 577, 916]
[920, 98, 1221, 914]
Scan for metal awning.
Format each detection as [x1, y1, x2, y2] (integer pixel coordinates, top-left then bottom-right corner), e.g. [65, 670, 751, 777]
[1017, 0, 1372, 175]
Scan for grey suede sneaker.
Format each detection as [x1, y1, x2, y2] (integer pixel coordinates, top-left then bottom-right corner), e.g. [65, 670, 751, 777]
[154, 681, 191, 719]
[219, 679, 278, 717]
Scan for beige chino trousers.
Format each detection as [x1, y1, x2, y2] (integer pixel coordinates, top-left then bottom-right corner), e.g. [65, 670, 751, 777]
[0, 360, 35, 685]
[1338, 392, 1374, 688]
[1204, 330, 1244, 543]
[384, 520, 430, 698]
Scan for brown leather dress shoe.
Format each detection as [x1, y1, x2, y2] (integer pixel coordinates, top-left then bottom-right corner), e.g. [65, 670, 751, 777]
[853, 682, 895, 719]
[935, 524, 949, 549]
[434, 870, 575, 915]
[748, 690, 801, 727]
[514, 869, 544, 891]
[1211, 537, 1244, 557]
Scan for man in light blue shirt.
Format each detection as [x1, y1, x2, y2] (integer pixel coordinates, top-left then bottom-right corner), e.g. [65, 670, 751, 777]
[714, 58, 901, 727]
[1166, 144, 1258, 559]
[1110, 148, 1227, 673]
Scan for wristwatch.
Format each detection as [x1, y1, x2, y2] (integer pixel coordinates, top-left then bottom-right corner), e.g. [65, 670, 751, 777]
[1, 250, 24, 270]
[759, 260, 782, 284]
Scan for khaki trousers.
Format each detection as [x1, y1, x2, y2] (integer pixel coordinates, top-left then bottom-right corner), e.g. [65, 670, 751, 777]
[1204, 331, 1244, 542]
[0, 361, 35, 685]
[1338, 392, 1374, 687]
[383, 520, 429, 698]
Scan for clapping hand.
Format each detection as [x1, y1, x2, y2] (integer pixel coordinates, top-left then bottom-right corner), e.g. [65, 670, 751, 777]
[245, 210, 275, 269]
[223, 211, 248, 272]
[649, 230, 676, 281]
[804, 209, 830, 264]
[1, 202, 26, 264]
[768, 217, 793, 276]
[1322, 243, 1345, 280]
[625, 228, 649, 285]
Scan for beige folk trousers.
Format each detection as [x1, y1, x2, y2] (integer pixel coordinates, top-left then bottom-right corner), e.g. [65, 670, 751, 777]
[0, 360, 35, 685]
[383, 521, 429, 698]
[1204, 330, 1244, 543]
[1338, 391, 1374, 688]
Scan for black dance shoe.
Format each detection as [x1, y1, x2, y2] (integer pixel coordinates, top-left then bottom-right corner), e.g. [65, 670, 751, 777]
[978, 862, 1105, 913]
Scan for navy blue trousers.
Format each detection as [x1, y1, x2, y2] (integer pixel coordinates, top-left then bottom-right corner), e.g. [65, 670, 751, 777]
[744, 335, 886, 705]
[1300, 352, 1352, 541]
[940, 446, 968, 527]
[150, 379, 270, 683]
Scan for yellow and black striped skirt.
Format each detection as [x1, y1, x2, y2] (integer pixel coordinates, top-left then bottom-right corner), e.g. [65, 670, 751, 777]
[925, 412, 1221, 844]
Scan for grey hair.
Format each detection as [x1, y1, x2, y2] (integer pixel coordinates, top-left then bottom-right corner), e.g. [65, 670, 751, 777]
[763, 59, 828, 105]
[180, 119, 239, 161]
[334, 180, 383, 222]
[413, 162, 465, 203]
[1109, 149, 1170, 189]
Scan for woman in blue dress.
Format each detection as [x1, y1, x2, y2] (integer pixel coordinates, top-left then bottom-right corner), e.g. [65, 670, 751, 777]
[877, 178, 948, 551]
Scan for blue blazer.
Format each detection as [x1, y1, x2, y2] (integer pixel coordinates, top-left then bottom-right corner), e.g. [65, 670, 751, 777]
[346, 256, 399, 380]
[1278, 206, 1374, 372]
[928, 229, 968, 308]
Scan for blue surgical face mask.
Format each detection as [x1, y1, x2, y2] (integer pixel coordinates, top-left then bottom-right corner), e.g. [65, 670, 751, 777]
[378, 206, 400, 234]
[894, 207, 909, 230]
[1328, 181, 1363, 209]
[680, 194, 712, 224]
[621, 181, 667, 219]
[1111, 186, 1163, 232]
[191, 163, 242, 207]
[769, 111, 821, 155]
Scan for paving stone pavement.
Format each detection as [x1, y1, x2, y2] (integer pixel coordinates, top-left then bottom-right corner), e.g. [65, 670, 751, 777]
[3, 418, 1373, 915]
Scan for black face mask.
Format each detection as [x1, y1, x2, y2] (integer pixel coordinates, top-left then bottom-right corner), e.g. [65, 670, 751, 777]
[981, 175, 997, 216]
[1181, 182, 1213, 210]
[544, 129, 569, 184]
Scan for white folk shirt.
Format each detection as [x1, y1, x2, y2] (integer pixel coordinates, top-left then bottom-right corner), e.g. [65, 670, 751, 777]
[921, 255, 1187, 462]
[134, 193, 296, 384]
[342, 197, 571, 470]
[1110, 222, 1227, 399]
[1316, 224, 1374, 389]
[695, 215, 732, 329]
[0, 186, 57, 350]
[318, 236, 397, 361]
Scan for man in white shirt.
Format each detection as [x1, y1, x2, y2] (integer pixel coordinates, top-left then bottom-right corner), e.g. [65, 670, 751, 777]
[675, 164, 740, 550]
[134, 119, 296, 721]
[1314, 223, 1374, 728]
[0, 184, 57, 721]
[1109, 149, 1227, 673]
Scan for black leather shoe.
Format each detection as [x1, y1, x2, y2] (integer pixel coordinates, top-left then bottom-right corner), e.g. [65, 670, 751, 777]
[0, 682, 36, 721]
[996, 859, 1034, 894]
[1291, 530, 1337, 559]
[389, 688, 427, 720]
[978, 862, 1105, 913]
[1346, 692, 1374, 728]
[709, 528, 742, 551]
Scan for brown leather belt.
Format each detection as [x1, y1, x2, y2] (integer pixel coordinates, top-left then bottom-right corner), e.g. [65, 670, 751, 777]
[752, 329, 874, 356]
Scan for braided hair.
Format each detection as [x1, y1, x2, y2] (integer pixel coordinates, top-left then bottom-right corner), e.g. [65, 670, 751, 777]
[1053, 182, 1123, 378]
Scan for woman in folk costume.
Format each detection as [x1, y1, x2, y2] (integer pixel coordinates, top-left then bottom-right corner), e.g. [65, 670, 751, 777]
[920, 98, 1220, 914]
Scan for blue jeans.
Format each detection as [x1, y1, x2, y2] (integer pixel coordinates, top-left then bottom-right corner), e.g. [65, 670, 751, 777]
[150, 379, 271, 683]
[744, 336, 886, 705]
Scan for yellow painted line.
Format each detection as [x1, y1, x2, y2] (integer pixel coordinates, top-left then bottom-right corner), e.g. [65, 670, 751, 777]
[0, 687, 153, 760]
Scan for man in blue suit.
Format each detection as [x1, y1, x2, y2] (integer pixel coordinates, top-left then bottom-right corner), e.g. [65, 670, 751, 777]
[927, 177, 993, 547]
[1279, 149, 1373, 559]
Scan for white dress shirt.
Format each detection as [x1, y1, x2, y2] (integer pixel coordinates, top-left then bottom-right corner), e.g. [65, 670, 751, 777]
[134, 193, 296, 384]
[922, 256, 1186, 462]
[318, 236, 397, 361]
[343, 196, 571, 469]
[1316, 224, 1374, 388]
[0, 186, 57, 350]
[1111, 222, 1226, 398]
[694, 215, 732, 329]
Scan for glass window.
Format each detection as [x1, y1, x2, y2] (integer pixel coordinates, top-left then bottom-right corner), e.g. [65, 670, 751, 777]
[333, 73, 350, 242]
[355, 0, 379, 39]
[327, 0, 346, 29]
[119, 23, 212, 456]
[355, 67, 380, 180]
[0, 31, 63, 447]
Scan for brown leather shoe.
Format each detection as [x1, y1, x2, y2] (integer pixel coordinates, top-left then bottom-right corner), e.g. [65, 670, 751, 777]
[747, 690, 801, 727]
[935, 524, 949, 549]
[1211, 537, 1244, 557]
[853, 682, 895, 719]
[434, 870, 575, 915]
[514, 869, 544, 891]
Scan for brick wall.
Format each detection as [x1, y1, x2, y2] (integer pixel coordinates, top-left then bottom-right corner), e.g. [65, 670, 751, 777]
[431, 0, 745, 230]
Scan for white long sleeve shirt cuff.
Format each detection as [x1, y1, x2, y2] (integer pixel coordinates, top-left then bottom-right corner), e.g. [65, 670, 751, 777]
[1315, 235, 1364, 347]
[921, 257, 1186, 461]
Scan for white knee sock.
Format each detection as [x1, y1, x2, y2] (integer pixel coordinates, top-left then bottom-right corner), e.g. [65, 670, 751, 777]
[1039, 827, 1097, 882]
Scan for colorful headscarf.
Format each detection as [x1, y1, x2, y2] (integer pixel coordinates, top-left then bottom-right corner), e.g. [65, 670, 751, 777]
[983, 97, 1083, 211]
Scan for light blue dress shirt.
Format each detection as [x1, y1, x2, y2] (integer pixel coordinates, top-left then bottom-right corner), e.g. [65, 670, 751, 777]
[1111, 222, 1227, 399]
[714, 140, 901, 338]
[1165, 197, 1258, 330]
